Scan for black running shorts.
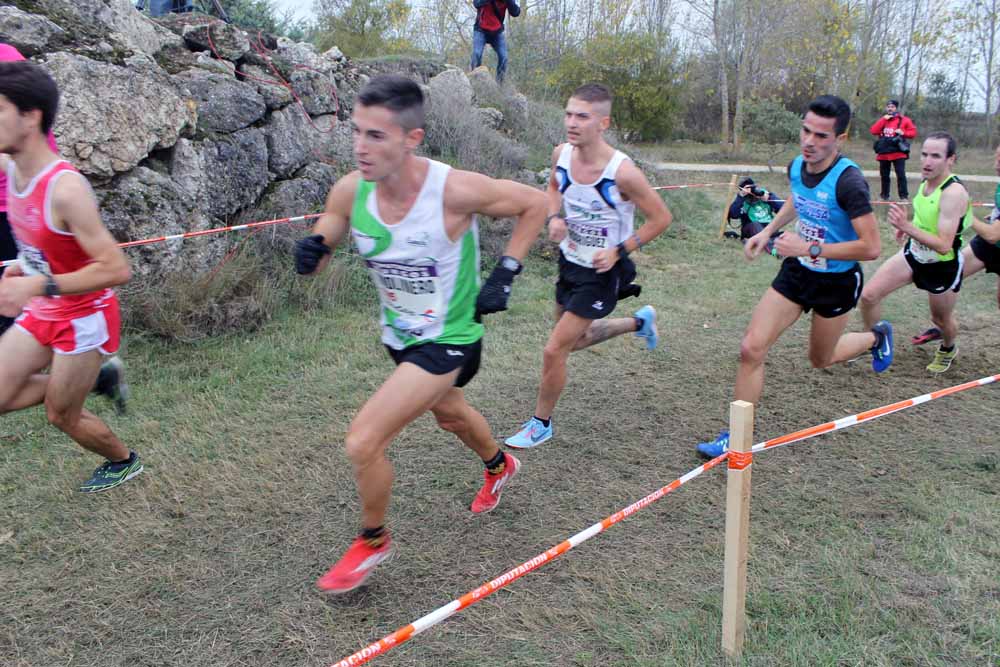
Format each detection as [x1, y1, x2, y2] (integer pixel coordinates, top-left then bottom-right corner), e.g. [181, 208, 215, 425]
[555, 251, 621, 320]
[385, 339, 482, 388]
[771, 257, 863, 318]
[971, 235, 1000, 274]
[903, 247, 963, 294]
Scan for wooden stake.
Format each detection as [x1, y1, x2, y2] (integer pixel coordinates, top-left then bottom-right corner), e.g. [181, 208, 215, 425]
[722, 399, 753, 657]
[719, 174, 739, 238]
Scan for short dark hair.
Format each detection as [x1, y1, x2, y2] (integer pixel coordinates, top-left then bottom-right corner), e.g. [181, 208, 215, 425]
[924, 131, 957, 158]
[0, 60, 59, 135]
[356, 74, 424, 131]
[806, 94, 851, 135]
[571, 83, 613, 108]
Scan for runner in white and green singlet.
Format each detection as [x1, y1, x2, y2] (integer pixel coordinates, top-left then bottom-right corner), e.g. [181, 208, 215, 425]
[294, 75, 547, 594]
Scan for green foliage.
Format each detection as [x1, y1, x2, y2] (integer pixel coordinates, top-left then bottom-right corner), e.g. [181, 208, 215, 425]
[742, 98, 801, 145]
[313, 0, 413, 58]
[207, 0, 308, 38]
[547, 33, 682, 142]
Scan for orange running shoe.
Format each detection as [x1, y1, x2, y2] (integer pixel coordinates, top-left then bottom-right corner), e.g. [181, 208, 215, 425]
[316, 534, 393, 593]
[470, 453, 521, 514]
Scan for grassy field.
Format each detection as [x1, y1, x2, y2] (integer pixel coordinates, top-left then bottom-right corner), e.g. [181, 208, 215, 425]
[638, 140, 1000, 179]
[1, 179, 999, 667]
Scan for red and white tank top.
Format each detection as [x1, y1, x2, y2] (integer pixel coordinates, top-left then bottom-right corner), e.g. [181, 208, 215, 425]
[5, 159, 113, 320]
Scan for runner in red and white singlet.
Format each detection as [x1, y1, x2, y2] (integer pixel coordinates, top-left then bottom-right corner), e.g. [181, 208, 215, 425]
[0, 60, 142, 493]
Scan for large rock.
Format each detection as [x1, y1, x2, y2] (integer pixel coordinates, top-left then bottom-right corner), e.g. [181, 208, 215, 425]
[19, 0, 182, 60]
[287, 68, 340, 116]
[182, 20, 249, 61]
[97, 166, 225, 279]
[241, 64, 293, 110]
[316, 116, 354, 169]
[468, 66, 499, 105]
[43, 52, 194, 179]
[0, 6, 69, 56]
[255, 162, 338, 221]
[427, 68, 473, 110]
[174, 68, 266, 134]
[264, 106, 315, 178]
[184, 128, 270, 218]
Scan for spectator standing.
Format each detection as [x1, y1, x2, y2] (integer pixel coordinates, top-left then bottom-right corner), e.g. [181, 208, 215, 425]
[470, 0, 520, 84]
[870, 99, 917, 201]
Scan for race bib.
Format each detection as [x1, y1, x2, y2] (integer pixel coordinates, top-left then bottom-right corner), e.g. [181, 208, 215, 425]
[562, 222, 609, 267]
[16, 244, 51, 277]
[908, 239, 939, 264]
[796, 219, 828, 271]
[366, 259, 442, 337]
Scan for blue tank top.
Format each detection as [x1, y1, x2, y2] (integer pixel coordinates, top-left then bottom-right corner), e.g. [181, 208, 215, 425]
[788, 155, 861, 273]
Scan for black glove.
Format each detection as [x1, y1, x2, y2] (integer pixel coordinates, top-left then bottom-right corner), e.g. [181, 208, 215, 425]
[475, 256, 522, 319]
[294, 234, 331, 275]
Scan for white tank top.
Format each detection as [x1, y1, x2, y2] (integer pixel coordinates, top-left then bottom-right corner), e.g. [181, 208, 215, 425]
[554, 144, 635, 268]
[349, 159, 483, 350]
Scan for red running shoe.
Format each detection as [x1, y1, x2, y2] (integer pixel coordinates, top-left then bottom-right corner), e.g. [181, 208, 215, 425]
[471, 453, 521, 514]
[911, 327, 942, 346]
[316, 534, 393, 593]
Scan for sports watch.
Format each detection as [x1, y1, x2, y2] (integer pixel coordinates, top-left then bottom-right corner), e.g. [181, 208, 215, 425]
[808, 243, 822, 259]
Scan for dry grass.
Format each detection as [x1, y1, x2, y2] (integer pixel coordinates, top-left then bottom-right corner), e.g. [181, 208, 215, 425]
[1, 183, 998, 667]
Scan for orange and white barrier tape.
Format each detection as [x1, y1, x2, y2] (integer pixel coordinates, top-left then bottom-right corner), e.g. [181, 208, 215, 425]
[329, 453, 730, 667]
[751, 373, 1000, 453]
[0, 213, 320, 269]
[331, 372, 998, 666]
[653, 182, 733, 191]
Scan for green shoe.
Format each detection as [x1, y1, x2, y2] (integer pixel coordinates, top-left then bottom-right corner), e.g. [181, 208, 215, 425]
[926, 346, 957, 374]
[79, 451, 143, 493]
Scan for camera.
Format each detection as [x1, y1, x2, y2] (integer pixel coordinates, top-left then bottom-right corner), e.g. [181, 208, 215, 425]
[749, 185, 765, 197]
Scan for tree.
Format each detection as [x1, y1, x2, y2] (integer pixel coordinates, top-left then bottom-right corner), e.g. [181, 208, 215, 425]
[314, 0, 412, 58]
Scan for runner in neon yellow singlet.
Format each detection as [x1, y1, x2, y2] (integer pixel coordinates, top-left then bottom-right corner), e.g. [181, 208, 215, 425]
[294, 75, 546, 594]
[860, 132, 972, 374]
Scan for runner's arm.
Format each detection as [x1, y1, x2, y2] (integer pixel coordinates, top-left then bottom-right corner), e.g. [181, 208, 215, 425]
[546, 145, 567, 241]
[971, 215, 1000, 244]
[44, 172, 131, 295]
[449, 171, 546, 262]
[614, 160, 672, 254]
[892, 184, 966, 254]
[300, 172, 357, 275]
[758, 196, 797, 236]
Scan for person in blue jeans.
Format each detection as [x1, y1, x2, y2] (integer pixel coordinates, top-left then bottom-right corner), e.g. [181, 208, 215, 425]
[471, 0, 520, 83]
[136, 0, 192, 17]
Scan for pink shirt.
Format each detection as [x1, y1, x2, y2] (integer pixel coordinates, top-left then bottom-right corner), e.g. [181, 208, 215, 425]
[0, 43, 60, 212]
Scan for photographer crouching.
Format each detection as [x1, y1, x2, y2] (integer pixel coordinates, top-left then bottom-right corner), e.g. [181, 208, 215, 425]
[727, 177, 783, 255]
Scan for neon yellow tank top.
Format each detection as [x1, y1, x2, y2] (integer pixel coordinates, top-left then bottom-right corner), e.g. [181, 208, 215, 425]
[908, 176, 972, 263]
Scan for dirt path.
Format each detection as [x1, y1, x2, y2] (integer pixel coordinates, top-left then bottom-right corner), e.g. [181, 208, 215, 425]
[655, 161, 1000, 184]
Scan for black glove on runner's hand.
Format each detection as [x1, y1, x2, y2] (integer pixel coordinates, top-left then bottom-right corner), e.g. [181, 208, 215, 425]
[295, 234, 331, 275]
[475, 256, 522, 319]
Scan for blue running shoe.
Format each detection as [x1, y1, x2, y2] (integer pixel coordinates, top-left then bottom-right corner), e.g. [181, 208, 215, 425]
[634, 305, 658, 351]
[505, 417, 553, 449]
[696, 429, 729, 459]
[871, 320, 894, 373]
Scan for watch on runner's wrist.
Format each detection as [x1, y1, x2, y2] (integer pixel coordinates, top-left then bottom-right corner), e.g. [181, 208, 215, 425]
[44, 275, 60, 297]
[499, 256, 523, 274]
[808, 242, 822, 259]
[616, 241, 630, 259]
